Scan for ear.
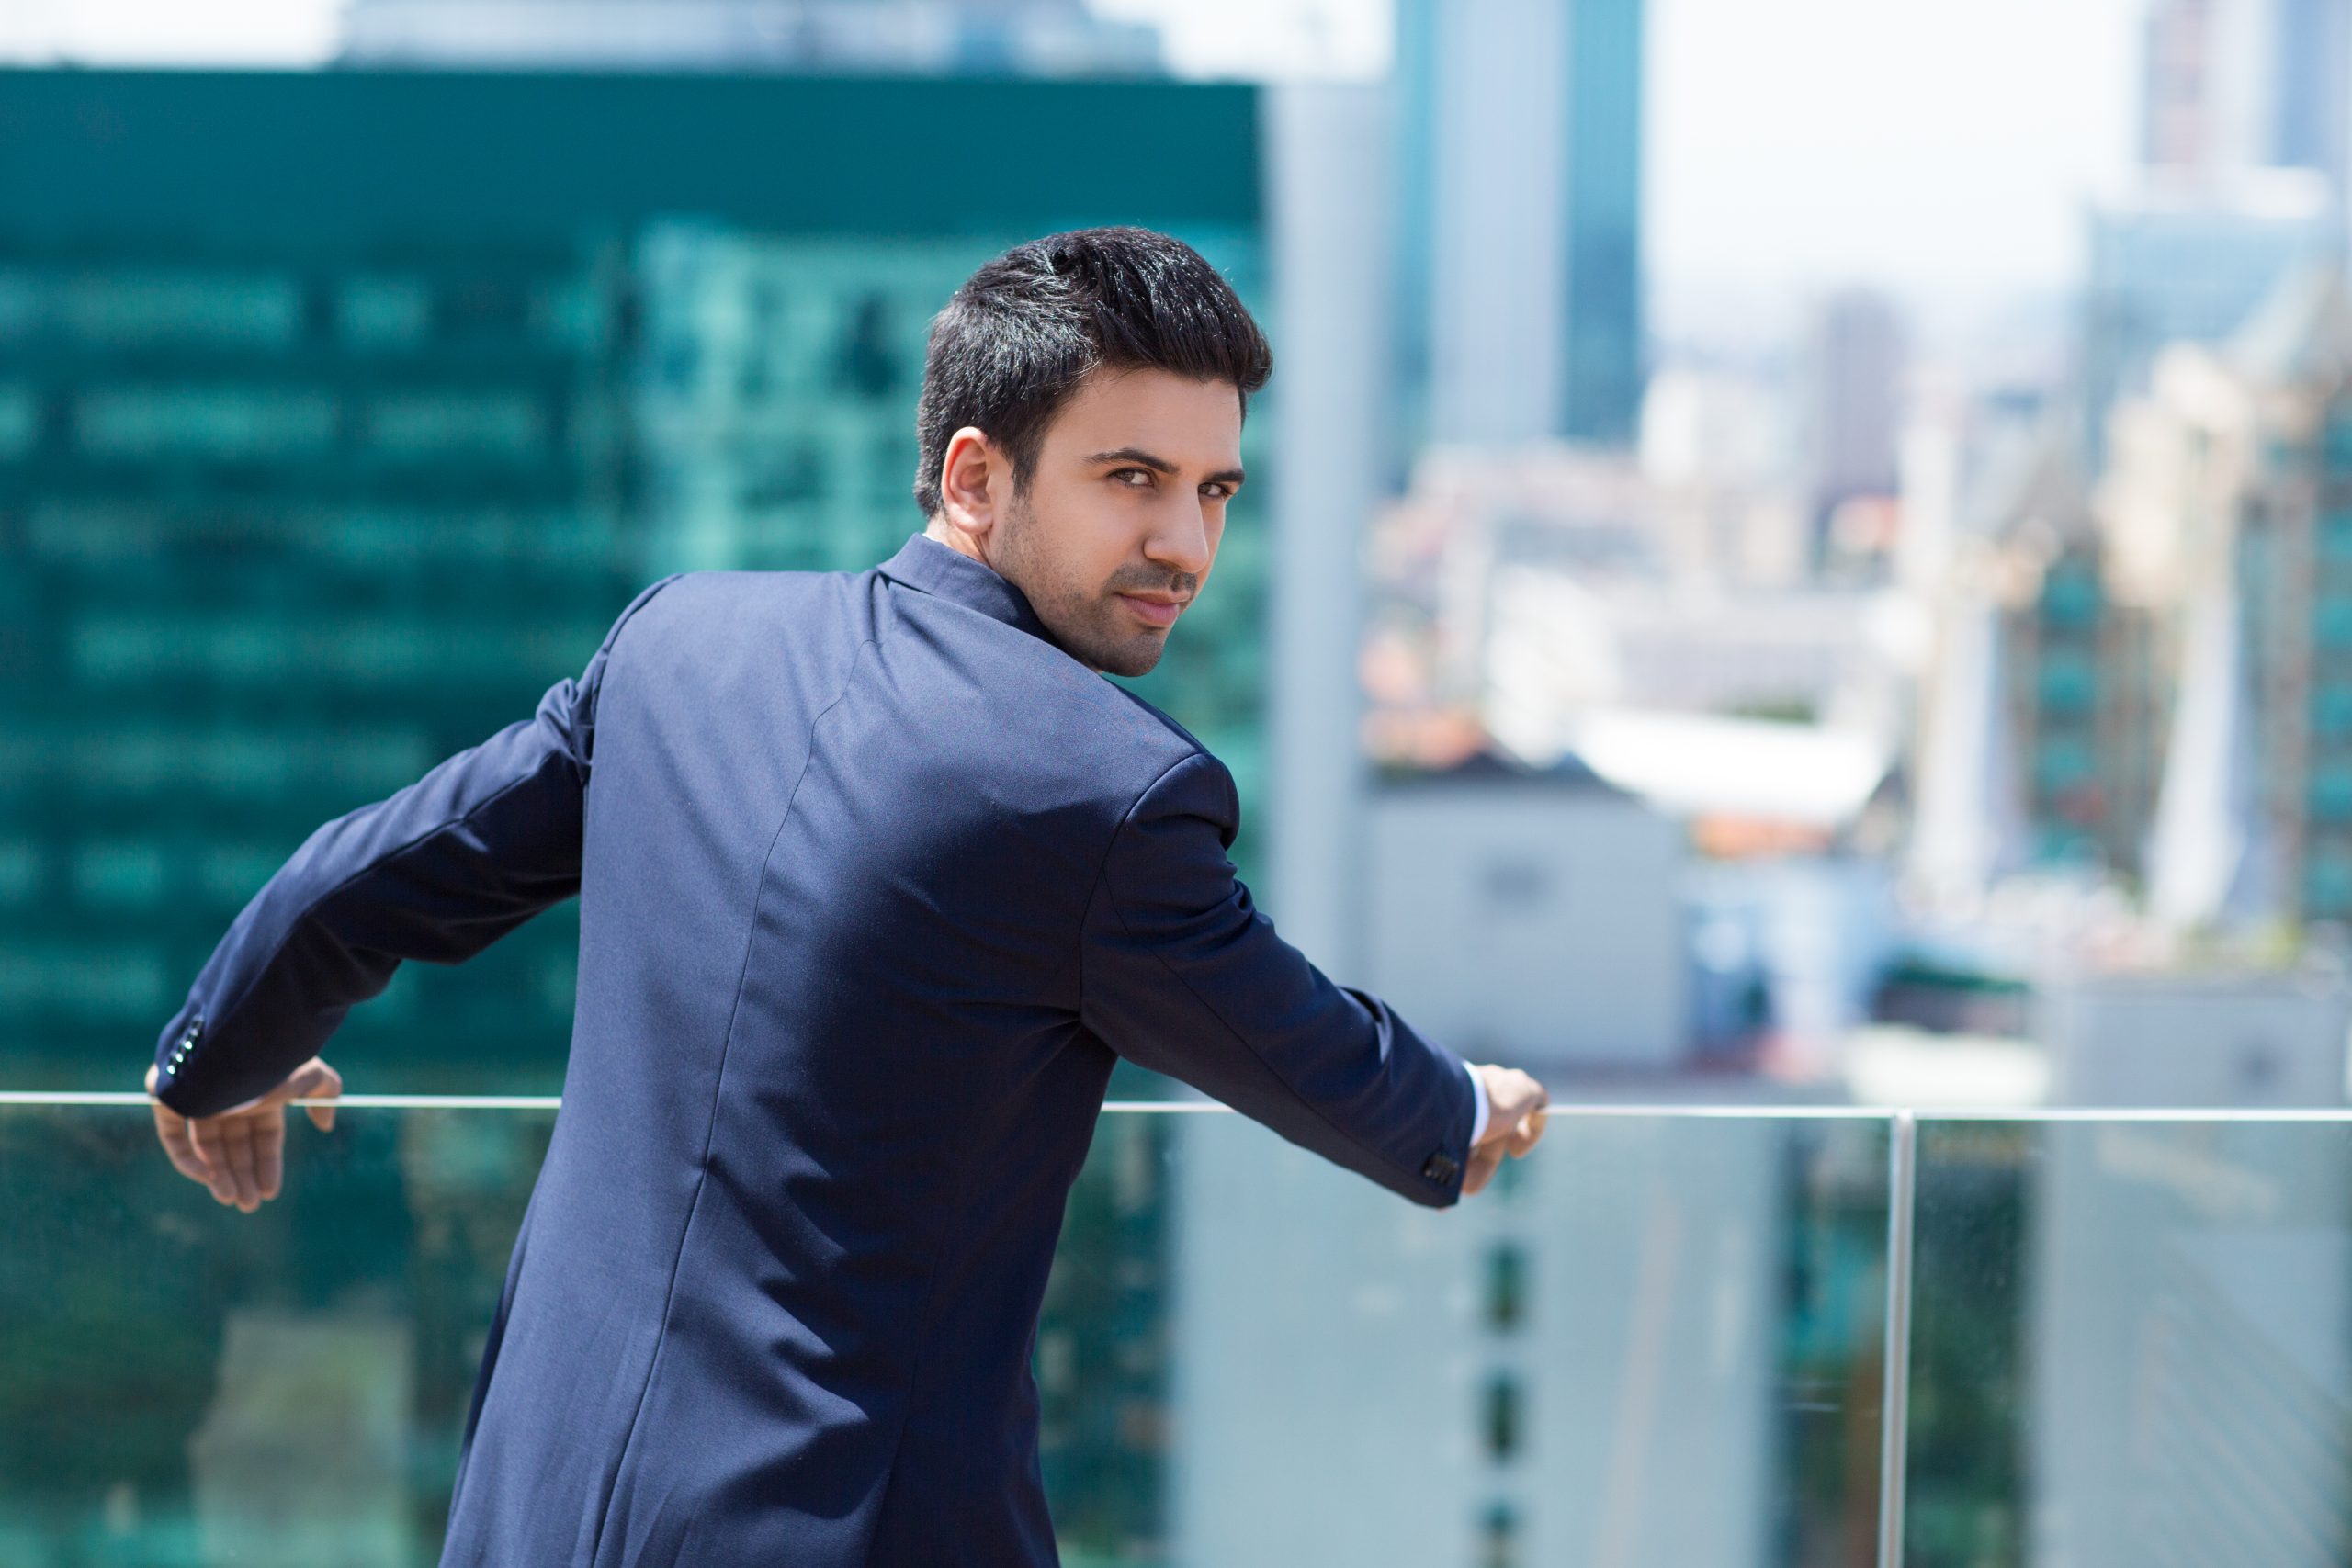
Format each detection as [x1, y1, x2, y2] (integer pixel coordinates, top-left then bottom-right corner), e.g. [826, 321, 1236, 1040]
[936, 425, 1004, 547]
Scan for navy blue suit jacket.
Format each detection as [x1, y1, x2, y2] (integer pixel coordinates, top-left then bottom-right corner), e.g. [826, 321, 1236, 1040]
[152, 530, 1481, 1566]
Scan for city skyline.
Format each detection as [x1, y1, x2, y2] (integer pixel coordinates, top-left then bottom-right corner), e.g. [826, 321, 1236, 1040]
[7, 0, 2148, 339]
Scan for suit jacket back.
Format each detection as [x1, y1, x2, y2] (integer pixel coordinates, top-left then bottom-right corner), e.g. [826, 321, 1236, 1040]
[152, 531, 1480, 1567]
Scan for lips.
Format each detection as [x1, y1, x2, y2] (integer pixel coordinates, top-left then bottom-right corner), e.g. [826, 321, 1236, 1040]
[1117, 592, 1186, 628]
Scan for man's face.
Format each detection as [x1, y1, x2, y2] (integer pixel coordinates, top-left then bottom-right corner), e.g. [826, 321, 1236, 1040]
[983, 367, 1246, 677]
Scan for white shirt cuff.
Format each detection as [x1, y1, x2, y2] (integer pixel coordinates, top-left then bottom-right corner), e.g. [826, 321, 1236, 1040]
[1464, 1057, 1490, 1145]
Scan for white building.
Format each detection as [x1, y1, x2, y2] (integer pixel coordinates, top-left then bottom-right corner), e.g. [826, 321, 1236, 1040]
[1364, 753, 1688, 1070]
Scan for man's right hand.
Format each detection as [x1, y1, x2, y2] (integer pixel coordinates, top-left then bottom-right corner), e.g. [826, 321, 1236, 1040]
[1464, 1064, 1548, 1197]
[143, 1055, 343, 1213]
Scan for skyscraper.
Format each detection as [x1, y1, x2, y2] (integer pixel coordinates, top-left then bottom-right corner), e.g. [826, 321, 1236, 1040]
[2140, 0, 2352, 191]
[1803, 287, 1906, 551]
[2106, 261, 2352, 928]
[2078, 168, 2334, 468]
[1, 68, 1270, 1559]
[1394, 0, 1645, 450]
[0, 69, 1267, 1093]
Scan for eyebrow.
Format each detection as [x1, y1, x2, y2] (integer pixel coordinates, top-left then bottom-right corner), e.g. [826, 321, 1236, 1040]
[1086, 446, 1247, 489]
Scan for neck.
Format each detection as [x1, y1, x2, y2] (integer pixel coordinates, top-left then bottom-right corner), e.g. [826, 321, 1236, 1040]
[921, 519, 1107, 677]
[924, 516, 989, 568]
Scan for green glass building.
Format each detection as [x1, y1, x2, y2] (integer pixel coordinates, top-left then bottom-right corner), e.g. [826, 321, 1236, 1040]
[0, 69, 1270, 1095]
[1, 67, 1266, 1563]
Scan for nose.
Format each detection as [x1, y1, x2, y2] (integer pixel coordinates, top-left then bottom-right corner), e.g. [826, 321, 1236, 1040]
[1144, 494, 1214, 581]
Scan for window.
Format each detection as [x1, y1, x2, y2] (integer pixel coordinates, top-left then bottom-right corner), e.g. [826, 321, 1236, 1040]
[76, 388, 335, 460]
[0, 384, 37, 458]
[833, 294, 899, 400]
[2320, 511, 2352, 564]
[2036, 649, 2097, 716]
[1479, 1500, 1520, 1568]
[1483, 859, 1549, 909]
[2302, 848, 2352, 916]
[2041, 564, 2099, 628]
[2309, 762, 2352, 822]
[1482, 1372, 1522, 1460]
[1484, 1244, 1526, 1330]
[338, 277, 432, 348]
[2318, 592, 2352, 651]
[2324, 406, 2352, 474]
[2033, 737, 2096, 794]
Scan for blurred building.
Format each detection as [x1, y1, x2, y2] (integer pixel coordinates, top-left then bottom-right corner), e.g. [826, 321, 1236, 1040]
[1363, 444, 1911, 763]
[2040, 965, 2352, 1105]
[2107, 262, 2352, 929]
[1639, 361, 1811, 588]
[341, 0, 1164, 75]
[2030, 961, 2352, 1566]
[1169, 1098, 1863, 1568]
[0, 65, 1278, 1562]
[2030, 1117, 2352, 1567]
[1803, 287, 1906, 559]
[2078, 167, 2334, 468]
[1364, 752, 1688, 1070]
[2143, 0, 2222, 172]
[1909, 426, 2173, 897]
[0, 68, 1267, 1093]
[2140, 0, 2352, 193]
[1393, 0, 1645, 449]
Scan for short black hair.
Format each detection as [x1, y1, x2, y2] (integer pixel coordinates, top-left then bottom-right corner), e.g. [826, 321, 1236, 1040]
[912, 226, 1272, 519]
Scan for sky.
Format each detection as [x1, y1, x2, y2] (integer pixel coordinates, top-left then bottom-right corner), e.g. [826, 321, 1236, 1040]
[1645, 0, 2140, 329]
[4, 0, 2148, 326]
[1101, 0, 2144, 328]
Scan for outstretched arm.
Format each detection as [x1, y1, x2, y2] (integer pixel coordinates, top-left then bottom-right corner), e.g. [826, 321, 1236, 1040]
[1080, 750, 1544, 1208]
[147, 573, 682, 1120]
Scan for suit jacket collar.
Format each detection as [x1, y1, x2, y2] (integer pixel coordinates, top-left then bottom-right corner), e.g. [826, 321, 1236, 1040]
[877, 531, 1059, 648]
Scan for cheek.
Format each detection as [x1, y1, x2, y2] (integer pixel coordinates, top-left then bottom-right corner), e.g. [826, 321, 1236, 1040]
[1091, 498, 1156, 566]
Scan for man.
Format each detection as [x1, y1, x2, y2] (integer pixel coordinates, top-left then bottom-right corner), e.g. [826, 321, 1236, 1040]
[143, 226, 1551, 1565]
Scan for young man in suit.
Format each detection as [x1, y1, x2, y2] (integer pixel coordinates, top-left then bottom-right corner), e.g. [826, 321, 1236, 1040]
[145, 225, 1551, 1565]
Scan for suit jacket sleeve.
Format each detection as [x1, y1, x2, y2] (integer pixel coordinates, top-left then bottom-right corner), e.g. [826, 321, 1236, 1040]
[149, 573, 684, 1118]
[1080, 750, 1481, 1208]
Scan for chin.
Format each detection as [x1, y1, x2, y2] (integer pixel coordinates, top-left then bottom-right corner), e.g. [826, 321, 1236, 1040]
[1080, 633, 1166, 678]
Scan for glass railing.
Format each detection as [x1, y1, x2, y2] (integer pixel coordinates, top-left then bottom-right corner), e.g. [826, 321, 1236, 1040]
[4, 1096, 2346, 1566]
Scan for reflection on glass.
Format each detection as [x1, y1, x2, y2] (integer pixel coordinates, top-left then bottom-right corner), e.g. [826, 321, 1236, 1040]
[6, 1105, 1897, 1566]
[1165, 1111, 1892, 1566]
[1910, 1116, 2352, 1568]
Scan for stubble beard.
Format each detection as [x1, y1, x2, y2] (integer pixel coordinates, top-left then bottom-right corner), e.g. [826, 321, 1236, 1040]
[1000, 492, 1174, 678]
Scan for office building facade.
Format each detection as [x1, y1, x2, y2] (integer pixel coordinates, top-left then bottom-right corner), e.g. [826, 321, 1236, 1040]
[0, 67, 1270, 1087]
[1394, 0, 1645, 450]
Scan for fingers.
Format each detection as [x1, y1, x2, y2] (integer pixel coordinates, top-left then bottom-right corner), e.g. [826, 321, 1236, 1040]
[185, 1116, 243, 1207]
[1470, 1066, 1552, 1146]
[1509, 1103, 1547, 1156]
[1462, 1065, 1552, 1199]
[187, 1112, 271, 1212]
[294, 1057, 342, 1133]
[252, 1111, 288, 1202]
[150, 1057, 341, 1214]
[150, 1100, 216, 1188]
[1463, 1140, 1503, 1197]
[217, 1116, 262, 1212]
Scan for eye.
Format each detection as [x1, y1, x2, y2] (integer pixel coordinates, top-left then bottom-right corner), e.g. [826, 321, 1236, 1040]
[1201, 481, 1234, 500]
[1111, 467, 1154, 488]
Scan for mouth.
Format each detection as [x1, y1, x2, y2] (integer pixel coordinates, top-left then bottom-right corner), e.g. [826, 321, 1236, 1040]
[1115, 592, 1188, 629]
